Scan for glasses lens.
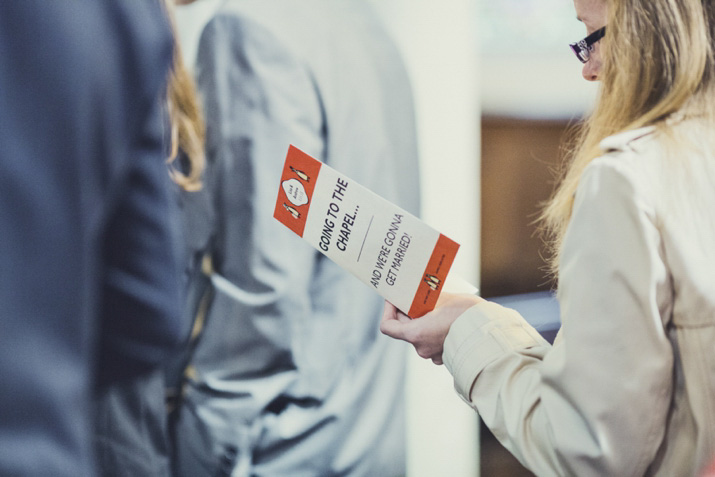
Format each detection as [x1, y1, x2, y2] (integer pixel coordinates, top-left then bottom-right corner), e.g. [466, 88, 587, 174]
[570, 27, 606, 64]
[569, 42, 589, 63]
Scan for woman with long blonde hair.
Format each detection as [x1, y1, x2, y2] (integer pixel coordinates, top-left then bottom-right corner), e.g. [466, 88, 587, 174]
[381, 0, 715, 475]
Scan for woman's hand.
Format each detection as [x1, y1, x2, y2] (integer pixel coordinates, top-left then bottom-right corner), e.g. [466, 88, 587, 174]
[380, 292, 483, 365]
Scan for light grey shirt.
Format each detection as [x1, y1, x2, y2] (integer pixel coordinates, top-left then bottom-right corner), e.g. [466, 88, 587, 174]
[173, 2, 420, 476]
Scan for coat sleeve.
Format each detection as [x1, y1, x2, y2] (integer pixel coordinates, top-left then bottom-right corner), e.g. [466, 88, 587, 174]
[444, 156, 673, 476]
[97, 22, 184, 387]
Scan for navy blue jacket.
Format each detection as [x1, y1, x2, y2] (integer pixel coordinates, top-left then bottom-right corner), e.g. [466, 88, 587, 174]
[0, 2, 184, 475]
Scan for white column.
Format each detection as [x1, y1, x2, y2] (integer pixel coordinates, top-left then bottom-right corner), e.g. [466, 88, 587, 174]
[367, 1, 481, 476]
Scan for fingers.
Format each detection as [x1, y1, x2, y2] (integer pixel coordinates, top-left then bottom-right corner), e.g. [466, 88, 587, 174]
[380, 300, 449, 366]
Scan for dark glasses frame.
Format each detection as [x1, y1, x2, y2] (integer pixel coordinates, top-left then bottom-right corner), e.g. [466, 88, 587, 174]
[569, 26, 606, 63]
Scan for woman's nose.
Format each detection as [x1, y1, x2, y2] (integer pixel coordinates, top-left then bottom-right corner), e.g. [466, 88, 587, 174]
[582, 59, 600, 81]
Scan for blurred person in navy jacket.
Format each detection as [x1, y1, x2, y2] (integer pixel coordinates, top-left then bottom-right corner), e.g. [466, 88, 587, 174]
[92, 0, 210, 475]
[0, 1, 185, 475]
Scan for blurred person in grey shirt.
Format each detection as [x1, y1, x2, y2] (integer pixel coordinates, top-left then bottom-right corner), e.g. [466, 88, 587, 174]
[170, 0, 421, 475]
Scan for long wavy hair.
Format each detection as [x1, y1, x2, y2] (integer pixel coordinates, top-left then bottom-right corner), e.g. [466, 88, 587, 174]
[162, 0, 205, 192]
[541, 0, 715, 276]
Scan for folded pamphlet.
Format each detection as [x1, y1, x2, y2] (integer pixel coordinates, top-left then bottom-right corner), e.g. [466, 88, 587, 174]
[274, 145, 469, 318]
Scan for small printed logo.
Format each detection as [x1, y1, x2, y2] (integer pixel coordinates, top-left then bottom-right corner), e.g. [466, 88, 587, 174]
[282, 178, 309, 208]
[290, 166, 310, 182]
[424, 274, 441, 291]
[283, 203, 301, 219]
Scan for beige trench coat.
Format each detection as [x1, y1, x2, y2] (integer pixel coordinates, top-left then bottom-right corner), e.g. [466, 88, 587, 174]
[445, 123, 715, 476]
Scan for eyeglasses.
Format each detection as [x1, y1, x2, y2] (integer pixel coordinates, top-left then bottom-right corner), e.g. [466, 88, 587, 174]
[569, 26, 606, 63]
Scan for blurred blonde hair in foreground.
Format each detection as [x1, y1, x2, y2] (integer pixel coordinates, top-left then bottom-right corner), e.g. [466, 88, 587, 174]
[161, 0, 205, 191]
[542, 0, 715, 275]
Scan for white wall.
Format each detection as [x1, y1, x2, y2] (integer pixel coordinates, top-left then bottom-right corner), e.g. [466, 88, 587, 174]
[367, 1, 481, 476]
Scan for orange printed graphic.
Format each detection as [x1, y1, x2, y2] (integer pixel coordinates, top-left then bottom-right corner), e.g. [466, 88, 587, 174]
[407, 234, 460, 318]
[273, 146, 322, 237]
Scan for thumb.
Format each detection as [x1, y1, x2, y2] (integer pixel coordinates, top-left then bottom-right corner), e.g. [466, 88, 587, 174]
[380, 301, 408, 340]
[380, 316, 407, 340]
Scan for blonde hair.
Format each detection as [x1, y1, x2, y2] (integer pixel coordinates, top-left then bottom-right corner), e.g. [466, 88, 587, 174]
[541, 0, 715, 276]
[162, 0, 206, 192]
